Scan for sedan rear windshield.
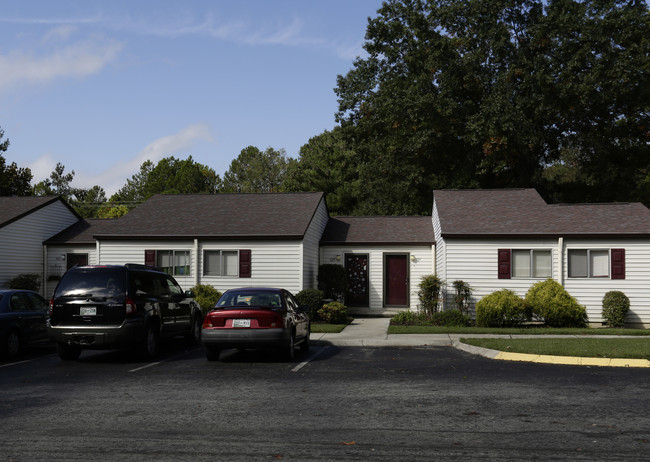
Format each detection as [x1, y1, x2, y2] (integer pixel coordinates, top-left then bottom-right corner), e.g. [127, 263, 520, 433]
[216, 290, 282, 308]
[55, 268, 126, 298]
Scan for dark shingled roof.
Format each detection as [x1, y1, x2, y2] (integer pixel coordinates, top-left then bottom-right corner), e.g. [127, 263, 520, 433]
[320, 216, 434, 245]
[44, 219, 119, 245]
[0, 196, 78, 229]
[91, 192, 326, 240]
[434, 189, 650, 237]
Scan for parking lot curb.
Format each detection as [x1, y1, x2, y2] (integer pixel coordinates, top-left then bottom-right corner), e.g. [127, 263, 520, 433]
[452, 340, 650, 368]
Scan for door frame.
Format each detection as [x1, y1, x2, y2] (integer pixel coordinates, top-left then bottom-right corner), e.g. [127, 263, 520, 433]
[383, 253, 410, 308]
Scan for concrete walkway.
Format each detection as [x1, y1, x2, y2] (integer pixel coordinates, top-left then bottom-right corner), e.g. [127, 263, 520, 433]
[311, 317, 650, 368]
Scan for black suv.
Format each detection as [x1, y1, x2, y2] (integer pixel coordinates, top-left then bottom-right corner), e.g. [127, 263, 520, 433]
[48, 264, 202, 360]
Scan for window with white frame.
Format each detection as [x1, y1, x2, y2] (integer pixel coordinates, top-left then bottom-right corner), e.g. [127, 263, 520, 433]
[157, 250, 190, 276]
[511, 249, 552, 278]
[568, 249, 610, 278]
[204, 250, 239, 277]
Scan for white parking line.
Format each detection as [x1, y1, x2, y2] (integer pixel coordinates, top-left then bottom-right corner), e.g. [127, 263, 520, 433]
[128, 361, 162, 373]
[0, 354, 57, 368]
[128, 351, 194, 373]
[291, 346, 329, 373]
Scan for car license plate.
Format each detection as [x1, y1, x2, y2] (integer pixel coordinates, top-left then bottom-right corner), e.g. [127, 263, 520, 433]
[233, 319, 251, 328]
[80, 307, 97, 316]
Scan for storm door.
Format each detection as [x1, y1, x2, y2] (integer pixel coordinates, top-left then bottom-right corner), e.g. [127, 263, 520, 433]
[385, 254, 408, 307]
[345, 253, 369, 307]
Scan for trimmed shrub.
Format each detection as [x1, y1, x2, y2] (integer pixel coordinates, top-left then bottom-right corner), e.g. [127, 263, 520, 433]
[317, 264, 348, 301]
[431, 309, 473, 327]
[391, 310, 426, 325]
[296, 288, 324, 320]
[525, 279, 588, 328]
[391, 309, 472, 327]
[9, 273, 40, 292]
[418, 275, 443, 315]
[602, 291, 630, 327]
[476, 289, 529, 327]
[189, 284, 222, 316]
[317, 301, 349, 324]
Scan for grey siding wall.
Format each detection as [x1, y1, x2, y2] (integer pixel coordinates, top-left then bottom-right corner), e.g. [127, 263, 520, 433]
[0, 201, 78, 294]
[301, 198, 329, 290]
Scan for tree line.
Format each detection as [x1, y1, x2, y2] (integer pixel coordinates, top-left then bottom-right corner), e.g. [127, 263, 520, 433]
[2, 0, 649, 218]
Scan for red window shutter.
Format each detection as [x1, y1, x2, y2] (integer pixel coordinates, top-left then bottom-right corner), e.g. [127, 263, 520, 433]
[145, 250, 156, 267]
[498, 249, 511, 279]
[611, 249, 625, 280]
[239, 249, 251, 278]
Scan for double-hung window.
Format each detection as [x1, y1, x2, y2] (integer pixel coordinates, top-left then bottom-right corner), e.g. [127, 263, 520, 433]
[156, 250, 190, 276]
[204, 250, 239, 277]
[499, 249, 552, 279]
[568, 249, 616, 278]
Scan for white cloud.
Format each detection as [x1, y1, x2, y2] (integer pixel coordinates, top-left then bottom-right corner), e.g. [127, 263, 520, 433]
[68, 124, 214, 196]
[0, 38, 123, 93]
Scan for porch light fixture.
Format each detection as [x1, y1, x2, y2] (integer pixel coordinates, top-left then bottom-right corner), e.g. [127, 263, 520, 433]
[410, 255, 417, 262]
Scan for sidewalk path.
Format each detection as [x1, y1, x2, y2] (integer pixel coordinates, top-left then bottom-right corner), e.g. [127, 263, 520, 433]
[311, 317, 650, 368]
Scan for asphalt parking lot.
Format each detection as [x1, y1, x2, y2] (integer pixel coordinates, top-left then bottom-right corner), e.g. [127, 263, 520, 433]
[1, 341, 649, 461]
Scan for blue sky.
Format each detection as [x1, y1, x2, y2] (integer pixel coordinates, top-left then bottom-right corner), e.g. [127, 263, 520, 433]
[0, 0, 383, 196]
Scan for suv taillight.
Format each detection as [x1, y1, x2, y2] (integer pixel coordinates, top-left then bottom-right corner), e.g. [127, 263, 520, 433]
[49, 299, 54, 317]
[126, 298, 137, 315]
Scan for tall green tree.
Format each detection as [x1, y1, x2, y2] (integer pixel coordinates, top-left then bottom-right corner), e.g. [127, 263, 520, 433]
[283, 128, 361, 215]
[33, 163, 107, 217]
[222, 146, 289, 193]
[111, 156, 221, 205]
[335, 0, 650, 213]
[0, 127, 33, 196]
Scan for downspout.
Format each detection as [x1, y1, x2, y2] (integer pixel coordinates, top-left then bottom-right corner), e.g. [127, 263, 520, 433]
[96, 240, 101, 265]
[194, 239, 199, 287]
[43, 245, 48, 297]
[558, 237, 564, 287]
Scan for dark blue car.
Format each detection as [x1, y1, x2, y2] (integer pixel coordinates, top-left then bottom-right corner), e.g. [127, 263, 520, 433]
[0, 290, 51, 359]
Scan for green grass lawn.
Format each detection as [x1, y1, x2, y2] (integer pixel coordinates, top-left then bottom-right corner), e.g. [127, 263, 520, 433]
[387, 325, 650, 336]
[310, 323, 348, 333]
[461, 337, 650, 359]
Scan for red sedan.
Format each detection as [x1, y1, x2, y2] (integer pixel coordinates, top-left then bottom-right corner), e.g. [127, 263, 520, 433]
[201, 287, 310, 361]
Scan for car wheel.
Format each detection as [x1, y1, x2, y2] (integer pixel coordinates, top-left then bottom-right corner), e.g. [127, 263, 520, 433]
[57, 342, 81, 361]
[141, 323, 160, 360]
[284, 331, 296, 361]
[4, 330, 20, 359]
[300, 330, 310, 353]
[205, 346, 221, 361]
[187, 315, 202, 346]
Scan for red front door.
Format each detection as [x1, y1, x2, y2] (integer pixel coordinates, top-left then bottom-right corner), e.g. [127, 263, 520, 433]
[385, 254, 408, 306]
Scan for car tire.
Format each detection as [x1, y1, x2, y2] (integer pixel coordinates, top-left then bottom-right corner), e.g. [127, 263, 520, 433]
[205, 346, 221, 361]
[57, 342, 81, 361]
[284, 331, 296, 361]
[4, 330, 20, 359]
[141, 322, 160, 360]
[300, 330, 310, 353]
[187, 315, 202, 346]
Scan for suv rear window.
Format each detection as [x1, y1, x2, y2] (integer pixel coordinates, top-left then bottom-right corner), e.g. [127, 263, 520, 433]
[55, 268, 126, 298]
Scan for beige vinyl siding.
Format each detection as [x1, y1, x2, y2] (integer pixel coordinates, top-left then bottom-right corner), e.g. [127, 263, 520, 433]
[0, 201, 78, 294]
[432, 202, 446, 285]
[301, 199, 329, 290]
[98, 239, 306, 295]
[442, 239, 560, 313]
[98, 241, 196, 289]
[45, 245, 97, 296]
[563, 239, 650, 325]
[320, 245, 434, 312]
[199, 241, 303, 294]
